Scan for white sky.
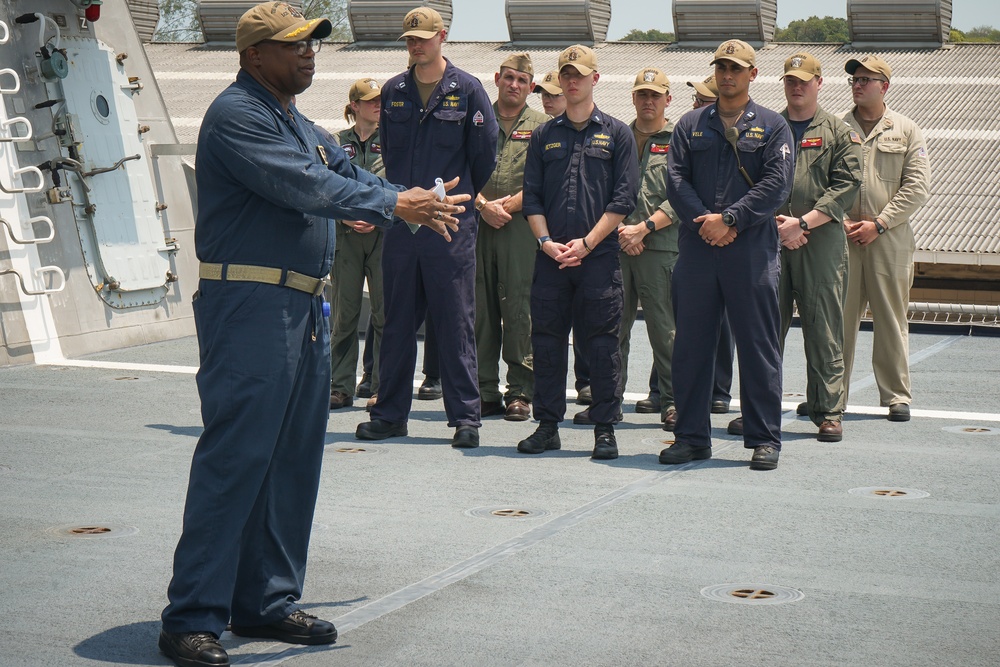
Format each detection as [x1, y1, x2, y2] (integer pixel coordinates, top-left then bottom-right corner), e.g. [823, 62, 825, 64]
[447, 0, 998, 41]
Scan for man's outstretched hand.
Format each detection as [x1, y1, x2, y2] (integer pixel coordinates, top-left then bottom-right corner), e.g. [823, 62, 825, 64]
[394, 177, 471, 242]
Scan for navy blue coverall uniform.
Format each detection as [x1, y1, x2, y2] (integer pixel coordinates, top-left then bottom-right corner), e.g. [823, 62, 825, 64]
[162, 70, 403, 637]
[666, 100, 794, 449]
[522, 106, 639, 425]
[375, 59, 497, 428]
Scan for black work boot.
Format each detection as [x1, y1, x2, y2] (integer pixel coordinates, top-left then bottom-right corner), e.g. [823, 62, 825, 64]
[517, 421, 560, 454]
[591, 424, 618, 460]
[158, 630, 229, 667]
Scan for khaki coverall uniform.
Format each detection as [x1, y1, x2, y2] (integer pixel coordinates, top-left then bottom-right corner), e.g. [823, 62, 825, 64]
[779, 107, 862, 425]
[475, 103, 549, 404]
[839, 106, 931, 408]
[619, 120, 679, 417]
[330, 126, 386, 396]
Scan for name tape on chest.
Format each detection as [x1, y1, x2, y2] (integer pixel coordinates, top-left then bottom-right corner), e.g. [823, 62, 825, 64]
[545, 141, 563, 151]
[511, 130, 532, 140]
[801, 137, 823, 148]
[649, 143, 669, 154]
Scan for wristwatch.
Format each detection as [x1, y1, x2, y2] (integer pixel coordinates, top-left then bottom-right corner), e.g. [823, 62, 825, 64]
[475, 197, 487, 212]
[645, 219, 656, 233]
[537, 235, 552, 248]
[722, 211, 736, 227]
[799, 218, 809, 231]
[874, 219, 887, 235]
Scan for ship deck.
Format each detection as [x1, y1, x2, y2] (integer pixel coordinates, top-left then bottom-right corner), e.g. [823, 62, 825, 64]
[1, 324, 998, 666]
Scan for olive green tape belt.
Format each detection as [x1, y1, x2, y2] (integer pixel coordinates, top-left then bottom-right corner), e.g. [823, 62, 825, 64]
[199, 263, 328, 296]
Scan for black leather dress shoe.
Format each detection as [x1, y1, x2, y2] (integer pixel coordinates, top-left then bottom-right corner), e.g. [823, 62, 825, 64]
[796, 401, 809, 416]
[356, 419, 407, 440]
[635, 394, 660, 413]
[355, 374, 373, 399]
[417, 376, 443, 400]
[658, 442, 711, 465]
[727, 416, 744, 436]
[480, 400, 505, 417]
[452, 425, 480, 448]
[573, 408, 623, 425]
[711, 400, 730, 414]
[591, 425, 618, 460]
[749, 445, 779, 470]
[576, 385, 592, 405]
[230, 610, 337, 646]
[158, 630, 229, 667]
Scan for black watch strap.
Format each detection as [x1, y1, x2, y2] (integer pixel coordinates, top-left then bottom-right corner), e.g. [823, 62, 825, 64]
[645, 219, 656, 232]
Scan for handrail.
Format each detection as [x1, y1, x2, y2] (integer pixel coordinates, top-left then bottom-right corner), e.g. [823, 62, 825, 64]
[0, 68, 19, 94]
[0, 165, 44, 193]
[0, 266, 66, 295]
[0, 116, 32, 142]
[0, 215, 55, 244]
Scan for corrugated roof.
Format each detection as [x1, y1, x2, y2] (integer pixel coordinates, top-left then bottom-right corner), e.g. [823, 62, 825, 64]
[143, 41, 1000, 261]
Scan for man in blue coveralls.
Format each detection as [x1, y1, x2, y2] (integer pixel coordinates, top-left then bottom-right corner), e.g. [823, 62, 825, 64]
[158, 4, 469, 667]
[515, 44, 638, 460]
[658, 39, 794, 471]
[356, 6, 498, 448]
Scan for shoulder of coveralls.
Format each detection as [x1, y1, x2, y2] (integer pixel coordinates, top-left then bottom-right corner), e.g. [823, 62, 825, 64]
[203, 71, 280, 131]
[521, 105, 549, 125]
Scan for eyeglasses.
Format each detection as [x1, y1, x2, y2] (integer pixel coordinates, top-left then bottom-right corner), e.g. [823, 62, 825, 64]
[260, 38, 322, 55]
[847, 76, 885, 87]
[692, 95, 715, 106]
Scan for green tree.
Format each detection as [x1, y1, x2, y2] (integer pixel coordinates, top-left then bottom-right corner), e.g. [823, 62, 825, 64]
[774, 16, 849, 42]
[620, 28, 674, 42]
[154, 0, 350, 43]
[964, 25, 1000, 42]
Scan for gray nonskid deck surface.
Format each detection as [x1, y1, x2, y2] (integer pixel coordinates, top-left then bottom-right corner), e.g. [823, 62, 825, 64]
[0, 327, 998, 666]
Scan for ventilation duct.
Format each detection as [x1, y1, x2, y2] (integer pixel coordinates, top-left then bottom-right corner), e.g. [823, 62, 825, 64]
[673, 0, 777, 46]
[506, 0, 611, 44]
[848, 0, 951, 46]
[348, 0, 452, 44]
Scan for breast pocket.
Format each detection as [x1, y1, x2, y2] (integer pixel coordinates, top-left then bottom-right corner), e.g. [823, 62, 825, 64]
[690, 136, 712, 152]
[583, 145, 612, 160]
[432, 108, 467, 149]
[384, 103, 413, 150]
[875, 140, 906, 183]
[736, 136, 764, 153]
